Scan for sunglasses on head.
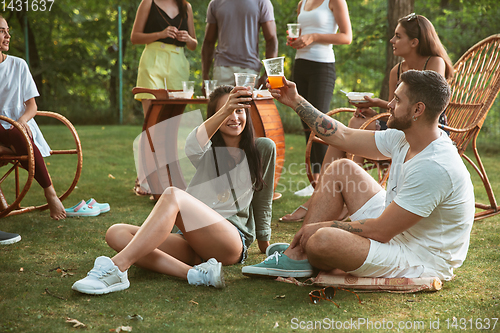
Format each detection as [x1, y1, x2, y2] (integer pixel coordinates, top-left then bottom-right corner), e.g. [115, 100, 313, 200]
[308, 286, 361, 308]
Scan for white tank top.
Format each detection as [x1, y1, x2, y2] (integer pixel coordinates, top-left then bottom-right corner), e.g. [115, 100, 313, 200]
[295, 0, 338, 63]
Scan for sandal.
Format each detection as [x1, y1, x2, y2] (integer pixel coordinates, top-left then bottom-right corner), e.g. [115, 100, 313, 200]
[279, 205, 308, 222]
[133, 177, 151, 196]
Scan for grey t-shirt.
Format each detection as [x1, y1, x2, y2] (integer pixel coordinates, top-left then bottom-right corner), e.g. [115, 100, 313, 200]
[206, 0, 275, 72]
[185, 128, 275, 248]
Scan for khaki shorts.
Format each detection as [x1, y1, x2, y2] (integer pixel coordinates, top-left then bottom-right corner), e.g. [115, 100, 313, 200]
[213, 66, 259, 86]
[135, 42, 189, 100]
[347, 190, 446, 280]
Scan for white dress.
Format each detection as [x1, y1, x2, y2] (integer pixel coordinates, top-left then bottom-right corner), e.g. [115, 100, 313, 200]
[0, 55, 50, 157]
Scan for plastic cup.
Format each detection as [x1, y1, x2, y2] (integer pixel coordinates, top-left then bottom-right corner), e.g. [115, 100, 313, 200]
[234, 73, 257, 104]
[287, 23, 300, 40]
[182, 81, 195, 98]
[262, 57, 285, 89]
[204, 80, 218, 98]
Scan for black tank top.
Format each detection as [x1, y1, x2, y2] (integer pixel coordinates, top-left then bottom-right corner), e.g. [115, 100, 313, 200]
[143, 1, 189, 47]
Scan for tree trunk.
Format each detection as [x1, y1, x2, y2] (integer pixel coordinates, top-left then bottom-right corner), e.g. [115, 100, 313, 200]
[15, 12, 44, 107]
[379, 0, 414, 102]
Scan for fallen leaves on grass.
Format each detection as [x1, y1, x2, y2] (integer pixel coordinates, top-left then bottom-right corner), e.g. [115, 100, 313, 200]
[108, 174, 116, 179]
[66, 317, 86, 328]
[113, 326, 132, 332]
[189, 300, 198, 305]
[273, 295, 286, 299]
[44, 288, 67, 300]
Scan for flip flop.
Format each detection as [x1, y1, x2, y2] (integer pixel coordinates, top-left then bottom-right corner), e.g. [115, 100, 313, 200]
[279, 205, 308, 222]
[65, 200, 101, 217]
[86, 198, 110, 214]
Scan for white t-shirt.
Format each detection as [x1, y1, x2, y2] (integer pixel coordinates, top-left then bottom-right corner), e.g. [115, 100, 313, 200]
[375, 129, 475, 276]
[0, 55, 50, 157]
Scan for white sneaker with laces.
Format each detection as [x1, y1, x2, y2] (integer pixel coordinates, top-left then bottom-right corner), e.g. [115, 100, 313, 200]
[187, 258, 225, 288]
[72, 256, 130, 295]
[294, 184, 314, 197]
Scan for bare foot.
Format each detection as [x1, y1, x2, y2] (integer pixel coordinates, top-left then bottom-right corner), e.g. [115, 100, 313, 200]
[43, 185, 66, 220]
[279, 204, 308, 222]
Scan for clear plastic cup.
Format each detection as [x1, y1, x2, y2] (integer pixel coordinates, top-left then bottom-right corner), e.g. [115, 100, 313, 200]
[234, 73, 257, 104]
[262, 57, 285, 89]
[182, 81, 195, 98]
[287, 23, 300, 39]
[204, 80, 218, 98]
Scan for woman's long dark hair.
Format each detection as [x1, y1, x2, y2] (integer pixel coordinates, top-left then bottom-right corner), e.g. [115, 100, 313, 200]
[176, 0, 188, 18]
[206, 85, 265, 191]
[399, 14, 454, 80]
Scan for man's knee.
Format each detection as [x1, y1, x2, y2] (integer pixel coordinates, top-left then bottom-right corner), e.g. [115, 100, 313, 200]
[304, 227, 342, 268]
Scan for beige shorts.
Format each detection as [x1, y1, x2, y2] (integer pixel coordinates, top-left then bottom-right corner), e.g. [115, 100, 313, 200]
[213, 66, 259, 86]
[347, 190, 446, 280]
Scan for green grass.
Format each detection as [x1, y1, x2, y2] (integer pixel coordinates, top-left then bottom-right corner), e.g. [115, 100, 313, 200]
[0, 126, 499, 332]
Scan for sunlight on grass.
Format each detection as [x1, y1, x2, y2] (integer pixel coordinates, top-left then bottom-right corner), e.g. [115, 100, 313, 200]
[0, 126, 498, 332]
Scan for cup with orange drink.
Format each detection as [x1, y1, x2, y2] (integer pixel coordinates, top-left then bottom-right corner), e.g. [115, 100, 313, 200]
[262, 57, 285, 89]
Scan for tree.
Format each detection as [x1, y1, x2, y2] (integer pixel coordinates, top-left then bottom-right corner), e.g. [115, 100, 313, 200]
[379, 0, 414, 101]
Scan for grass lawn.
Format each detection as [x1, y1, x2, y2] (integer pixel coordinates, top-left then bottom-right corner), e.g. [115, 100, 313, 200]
[0, 125, 499, 332]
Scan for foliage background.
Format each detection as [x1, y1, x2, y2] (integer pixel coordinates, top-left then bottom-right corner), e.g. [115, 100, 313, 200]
[2, 0, 500, 138]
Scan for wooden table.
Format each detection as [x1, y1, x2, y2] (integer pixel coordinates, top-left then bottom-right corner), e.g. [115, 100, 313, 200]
[133, 88, 285, 195]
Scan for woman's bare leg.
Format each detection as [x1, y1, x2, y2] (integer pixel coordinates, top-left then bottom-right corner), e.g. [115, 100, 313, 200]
[108, 187, 243, 280]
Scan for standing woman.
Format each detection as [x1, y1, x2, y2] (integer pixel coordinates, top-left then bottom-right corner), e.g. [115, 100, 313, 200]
[288, 0, 352, 196]
[131, 0, 197, 113]
[72, 86, 276, 294]
[0, 15, 65, 221]
[131, 0, 197, 195]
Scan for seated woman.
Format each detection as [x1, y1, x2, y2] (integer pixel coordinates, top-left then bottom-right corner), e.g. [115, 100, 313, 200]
[280, 13, 453, 222]
[0, 15, 65, 220]
[72, 85, 276, 294]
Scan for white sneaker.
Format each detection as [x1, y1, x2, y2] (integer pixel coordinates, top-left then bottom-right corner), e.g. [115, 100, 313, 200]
[294, 184, 314, 197]
[72, 256, 130, 295]
[187, 258, 225, 288]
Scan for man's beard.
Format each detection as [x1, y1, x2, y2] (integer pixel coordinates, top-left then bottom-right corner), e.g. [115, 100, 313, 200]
[387, 109, 412, 131]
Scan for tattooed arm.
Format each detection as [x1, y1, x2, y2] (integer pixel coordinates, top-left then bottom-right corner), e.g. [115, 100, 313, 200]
[269, 78, 386, 160]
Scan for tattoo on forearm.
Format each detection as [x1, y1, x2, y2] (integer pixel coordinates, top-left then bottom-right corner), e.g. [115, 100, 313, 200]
[296, 100, 338, 137]
[330, 221, 362, 233]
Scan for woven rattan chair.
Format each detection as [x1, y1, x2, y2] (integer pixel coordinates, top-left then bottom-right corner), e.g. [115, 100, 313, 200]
[0, 111, 83, 218]
[305, 34, 500, 220]
[440, 34, 500, 220]
[305, 109, 391, 188]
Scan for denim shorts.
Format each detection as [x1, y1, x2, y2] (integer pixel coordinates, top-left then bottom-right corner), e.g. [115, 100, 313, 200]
[176, 226, 248, 264]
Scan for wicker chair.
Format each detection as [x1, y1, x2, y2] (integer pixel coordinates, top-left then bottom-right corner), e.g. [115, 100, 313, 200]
[440, 34, 500, 220]
[0, 112, 83, 218]
[305, 34, 500, 220]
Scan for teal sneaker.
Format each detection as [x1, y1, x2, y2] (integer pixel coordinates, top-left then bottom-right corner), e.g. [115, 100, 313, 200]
[242, 252, 313, 278]
[265, 242, 290, 257]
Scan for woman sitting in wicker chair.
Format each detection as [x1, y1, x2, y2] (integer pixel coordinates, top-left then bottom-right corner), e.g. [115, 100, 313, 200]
[0, 15, 65, 220]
